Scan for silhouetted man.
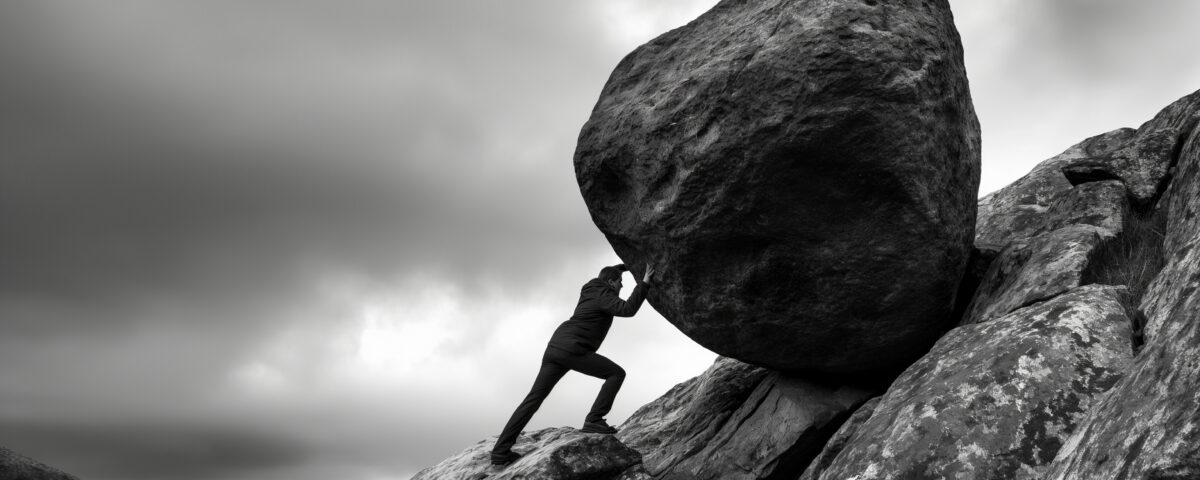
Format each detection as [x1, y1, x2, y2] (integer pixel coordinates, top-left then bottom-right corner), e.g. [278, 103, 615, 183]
[490, 263, 655, 466]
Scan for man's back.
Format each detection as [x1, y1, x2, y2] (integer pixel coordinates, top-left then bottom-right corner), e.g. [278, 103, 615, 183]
[548, 278, 647, 354]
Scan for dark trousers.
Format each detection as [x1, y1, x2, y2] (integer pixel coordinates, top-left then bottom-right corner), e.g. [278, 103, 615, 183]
[493, 346, 626, 453]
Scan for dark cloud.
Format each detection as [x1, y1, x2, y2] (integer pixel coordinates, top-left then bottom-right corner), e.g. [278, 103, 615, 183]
[0, 0, 616, 308]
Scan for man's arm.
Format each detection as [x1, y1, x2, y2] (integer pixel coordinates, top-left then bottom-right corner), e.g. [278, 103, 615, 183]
[601, 265, 655, 317]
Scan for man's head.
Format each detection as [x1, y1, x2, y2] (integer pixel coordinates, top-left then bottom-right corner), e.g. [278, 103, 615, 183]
[598, 264, 627, 291]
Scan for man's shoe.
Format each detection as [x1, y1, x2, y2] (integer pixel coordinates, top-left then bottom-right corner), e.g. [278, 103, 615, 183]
[580, 419, 618, 434]
[490, 450, 523, 466]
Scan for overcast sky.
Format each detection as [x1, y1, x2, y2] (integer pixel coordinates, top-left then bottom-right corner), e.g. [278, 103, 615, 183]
[2, 1, 1199, 479]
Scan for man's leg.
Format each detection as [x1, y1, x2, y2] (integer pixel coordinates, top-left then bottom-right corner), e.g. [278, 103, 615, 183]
[555, 351, 625, 424]
[493, 352, 568, 455]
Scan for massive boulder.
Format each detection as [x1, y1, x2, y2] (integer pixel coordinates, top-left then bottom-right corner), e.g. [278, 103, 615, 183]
[574, 0, 980, 373]
[619, 357, 872, 480]
[804, 285, 1134, 480]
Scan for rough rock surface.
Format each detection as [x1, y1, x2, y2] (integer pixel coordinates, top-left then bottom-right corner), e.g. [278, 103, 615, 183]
[1043, 102, 1200, 480]
[1059, 90, 1200, 206]
[620, 357, 871, 480]
[962, 224, 1115, 325]
[0, 447, 79, 480]
[619, 357, 768, 455]
[974, 129, 1133, 250]
[976, 91, 1200, 252]
[574, 0, 980, 373]
[810, 285, 1133, 480]
[1160, 108, 1200, 256]
[965, 151, 1142, 326]
[411, 427, 642, 480]
[797, 397, 880, 480]
[1037, 179, 1129, 235]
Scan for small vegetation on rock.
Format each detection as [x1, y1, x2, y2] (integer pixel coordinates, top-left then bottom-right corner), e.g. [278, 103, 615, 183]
[1081, 198, 1167, 350]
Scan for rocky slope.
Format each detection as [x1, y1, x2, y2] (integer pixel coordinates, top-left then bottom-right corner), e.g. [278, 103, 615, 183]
[417, 0, 1200, 478]
[801, 90, 1200, 479]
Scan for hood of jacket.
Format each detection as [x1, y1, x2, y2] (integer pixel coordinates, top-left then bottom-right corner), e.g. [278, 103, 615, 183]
[580, 278, 615, 299]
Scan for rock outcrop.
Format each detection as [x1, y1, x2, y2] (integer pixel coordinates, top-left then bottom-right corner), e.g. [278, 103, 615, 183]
[619, 357, 872, 480]
[1042, 92, 1200, 480]
[411, 427, 645, 480]
[575, 0, 980, 374]
[0, 447, 79, 480]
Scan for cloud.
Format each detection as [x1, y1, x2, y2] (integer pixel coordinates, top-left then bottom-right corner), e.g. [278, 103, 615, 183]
[949, 0, 1200, 194]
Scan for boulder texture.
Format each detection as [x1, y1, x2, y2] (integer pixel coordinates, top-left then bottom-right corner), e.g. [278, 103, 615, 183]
[805, 285, 1134, 480]
[0, 447, 79, 480]
[619, 357, 872, 480]
[411, 427, 644, 480]
[574, 0, 980, 373]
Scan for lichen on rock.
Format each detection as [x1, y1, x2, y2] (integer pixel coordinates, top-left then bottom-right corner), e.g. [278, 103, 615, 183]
[808, 285, 1133, 480]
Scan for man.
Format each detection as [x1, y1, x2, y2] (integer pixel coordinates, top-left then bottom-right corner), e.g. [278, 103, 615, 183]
[490, 263, 656, 466]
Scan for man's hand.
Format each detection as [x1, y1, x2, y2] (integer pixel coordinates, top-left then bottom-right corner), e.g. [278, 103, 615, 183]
[643, 265, 656, 285]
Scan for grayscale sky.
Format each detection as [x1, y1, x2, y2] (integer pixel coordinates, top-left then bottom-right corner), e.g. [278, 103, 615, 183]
[1, 1, 1198, 479]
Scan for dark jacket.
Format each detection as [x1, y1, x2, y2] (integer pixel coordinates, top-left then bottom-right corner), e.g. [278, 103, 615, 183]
[547, 278, 648, 354]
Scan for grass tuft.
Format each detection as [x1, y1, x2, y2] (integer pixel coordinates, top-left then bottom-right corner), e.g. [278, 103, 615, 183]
[1080, 200, 1167, 352]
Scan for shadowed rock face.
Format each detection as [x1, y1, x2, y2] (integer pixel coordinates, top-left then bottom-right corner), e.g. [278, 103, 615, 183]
[575, 0, 980, 374]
